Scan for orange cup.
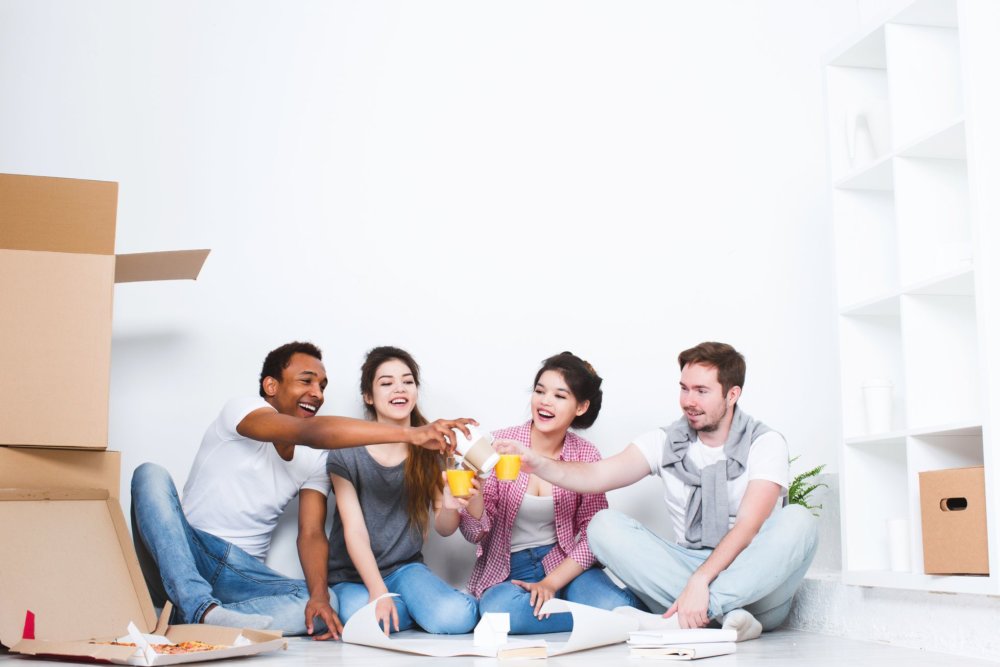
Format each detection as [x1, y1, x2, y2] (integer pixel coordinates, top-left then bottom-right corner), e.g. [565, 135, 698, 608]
[495, 454, 521, 481]
[446, 469, 476, 498]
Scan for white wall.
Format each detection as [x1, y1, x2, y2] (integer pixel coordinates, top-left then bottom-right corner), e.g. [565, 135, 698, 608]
[1, 1, 870, 582]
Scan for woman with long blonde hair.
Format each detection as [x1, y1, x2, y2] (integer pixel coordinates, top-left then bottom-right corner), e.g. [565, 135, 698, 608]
[326, 346, 478, 635]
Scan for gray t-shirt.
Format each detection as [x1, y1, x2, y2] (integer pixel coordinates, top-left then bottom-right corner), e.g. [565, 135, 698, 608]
[326, 447, 424, 584]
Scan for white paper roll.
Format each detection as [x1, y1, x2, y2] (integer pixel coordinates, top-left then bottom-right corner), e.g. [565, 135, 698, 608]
[887, 518, 910, 573]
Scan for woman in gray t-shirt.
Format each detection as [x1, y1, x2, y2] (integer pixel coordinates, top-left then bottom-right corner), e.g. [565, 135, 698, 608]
[327, 346, 478, 635]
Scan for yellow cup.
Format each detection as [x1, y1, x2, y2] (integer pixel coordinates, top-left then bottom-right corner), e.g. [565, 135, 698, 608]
[495, 454, 521, 481]
[446, 469, 475, 498]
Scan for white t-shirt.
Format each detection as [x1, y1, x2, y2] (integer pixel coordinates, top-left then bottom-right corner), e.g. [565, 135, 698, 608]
[632, 426, 789, 545]
[182, 396, 331, 560]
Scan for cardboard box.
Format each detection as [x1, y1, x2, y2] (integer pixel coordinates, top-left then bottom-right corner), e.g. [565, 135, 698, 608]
[919, 466, 989, 575]
[0, 172, 210, 449]
[0, 446, 120, 496]
[0, 487, 286, 663]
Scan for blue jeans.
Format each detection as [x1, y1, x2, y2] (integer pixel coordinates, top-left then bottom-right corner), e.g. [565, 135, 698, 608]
[333, 562, 478, 634]
[587, 505, 819, 631]
[478, 544, 647, 634]
[130, 462, 336, 635]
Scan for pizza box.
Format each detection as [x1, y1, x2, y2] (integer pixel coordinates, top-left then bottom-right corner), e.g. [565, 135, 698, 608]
[0, 172, 210, 450]
[0, 488, 286, 663]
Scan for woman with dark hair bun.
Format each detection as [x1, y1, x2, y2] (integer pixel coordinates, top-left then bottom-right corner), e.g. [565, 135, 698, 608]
[326, 346, 478, 636]
[458, 352, 645, 634]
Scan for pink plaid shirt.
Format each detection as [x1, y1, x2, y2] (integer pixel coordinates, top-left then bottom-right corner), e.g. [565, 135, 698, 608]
[459, 421, 609, 598]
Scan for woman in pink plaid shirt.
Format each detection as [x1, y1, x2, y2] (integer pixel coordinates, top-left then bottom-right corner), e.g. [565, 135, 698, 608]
[458, 352, 646, 633]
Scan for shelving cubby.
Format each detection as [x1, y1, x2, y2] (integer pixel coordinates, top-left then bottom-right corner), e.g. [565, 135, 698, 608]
[825, 0, 997, 595]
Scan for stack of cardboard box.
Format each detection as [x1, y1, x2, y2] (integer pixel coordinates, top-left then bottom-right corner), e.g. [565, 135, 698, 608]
[0, 174, 284, 664]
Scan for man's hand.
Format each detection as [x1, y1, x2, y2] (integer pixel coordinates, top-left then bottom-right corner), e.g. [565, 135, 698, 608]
[373, 595, 400, 637]
[407, 418, 477, 453]
[304, 595, 343, 640]
[494, 439, 545, 473]
[663, 574, 711, 629]
[512, 579, 558, 619]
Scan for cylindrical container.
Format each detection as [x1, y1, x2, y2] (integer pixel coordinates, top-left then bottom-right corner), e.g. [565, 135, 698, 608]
[494, 454, 521, 481]
[454, 425, 499, 477]
[446, 467, 476, 498]
[862, 379, 893, 434]
[886, 517, 911, 573]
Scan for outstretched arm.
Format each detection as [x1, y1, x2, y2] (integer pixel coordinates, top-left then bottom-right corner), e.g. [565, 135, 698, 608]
[297, 489, 342, 640]
[238, 409, 475, 454]
[495, 440, 650, 494]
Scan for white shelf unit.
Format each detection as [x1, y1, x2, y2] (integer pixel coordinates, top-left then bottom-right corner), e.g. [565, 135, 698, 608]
[825, 0, 998, 594]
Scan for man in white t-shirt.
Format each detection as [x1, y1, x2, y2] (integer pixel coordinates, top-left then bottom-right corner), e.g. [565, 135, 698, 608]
[131, 341, 473, 638]
[499, 342, 818, 639]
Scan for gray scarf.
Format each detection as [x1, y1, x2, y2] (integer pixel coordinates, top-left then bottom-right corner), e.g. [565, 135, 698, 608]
[660, 406, 771, 549]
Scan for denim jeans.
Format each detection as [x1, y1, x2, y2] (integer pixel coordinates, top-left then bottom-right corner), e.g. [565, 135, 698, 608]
[587, 504, 819, 631]
[478, 543, 647, 634]
[333, 562, 478, 634]
[130, 462, 336, 635]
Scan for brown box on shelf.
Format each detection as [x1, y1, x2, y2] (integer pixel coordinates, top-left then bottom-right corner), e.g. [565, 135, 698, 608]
[0, 172, 209, 450]
[919, 466, 989, 575]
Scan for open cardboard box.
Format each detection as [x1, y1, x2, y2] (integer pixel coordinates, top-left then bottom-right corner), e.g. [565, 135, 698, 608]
[0, 484, 286, 664]
[0, 172, 210, 449]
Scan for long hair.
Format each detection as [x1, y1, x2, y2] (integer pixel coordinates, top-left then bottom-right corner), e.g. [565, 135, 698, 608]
[360, 346, 442, 534]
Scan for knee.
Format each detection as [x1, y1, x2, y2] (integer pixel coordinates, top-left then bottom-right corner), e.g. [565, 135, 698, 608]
[479, 583, 523, 615]
[587, 509, 629, 559]
[423, 593, 478, 634]
[131, 462, 172, 496]
[780, 504, 819, 548]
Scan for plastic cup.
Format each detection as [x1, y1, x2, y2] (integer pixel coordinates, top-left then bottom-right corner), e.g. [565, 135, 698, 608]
[446, 469, 475, 498]
[494, 454, 521, 481]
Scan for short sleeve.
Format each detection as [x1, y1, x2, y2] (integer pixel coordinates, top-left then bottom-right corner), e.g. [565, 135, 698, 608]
[217, 396, 272, 440]
[301, 450, 332, 495]
[326, 447, 353, 482]
[746, 431, 789, 490]
[631, 429, 668, 476]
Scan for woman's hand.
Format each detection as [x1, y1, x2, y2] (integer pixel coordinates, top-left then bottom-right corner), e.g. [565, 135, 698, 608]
[441, 472, 480, 509]
[512, 578, 559, 619]
[372, 595, 400, 636]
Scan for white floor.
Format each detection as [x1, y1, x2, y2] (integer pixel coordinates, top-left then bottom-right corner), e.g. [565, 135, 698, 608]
[4, 629, 996, 666]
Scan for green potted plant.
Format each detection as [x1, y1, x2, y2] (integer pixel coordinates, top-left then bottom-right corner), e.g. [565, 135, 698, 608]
[788, 455, 827, 516]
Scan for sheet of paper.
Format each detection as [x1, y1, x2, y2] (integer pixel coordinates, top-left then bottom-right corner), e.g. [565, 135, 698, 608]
[630, 641, 736, 660]
[628, 627, 738, 645]
[341, 594, 637, 657]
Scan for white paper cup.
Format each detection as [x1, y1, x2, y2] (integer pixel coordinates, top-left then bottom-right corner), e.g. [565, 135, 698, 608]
[454, 425, 499, 477]
[862, 380, 893, 434]
[887, 517, 910, 573]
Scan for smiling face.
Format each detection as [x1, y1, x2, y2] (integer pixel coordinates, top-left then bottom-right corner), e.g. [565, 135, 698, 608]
[531, 369, 590, 436]
[678, 362, 740, 435]
[262, 352, 327, 418]
[364, 358, 418, 426]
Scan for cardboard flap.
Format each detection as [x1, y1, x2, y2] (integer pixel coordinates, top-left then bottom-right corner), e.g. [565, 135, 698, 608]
[11, 637, 142, 661]
[115, 250, 210, 283]
[0, 173, 117, 254]
[0, 449, 120, 499]
[0, 491, 156, 647]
